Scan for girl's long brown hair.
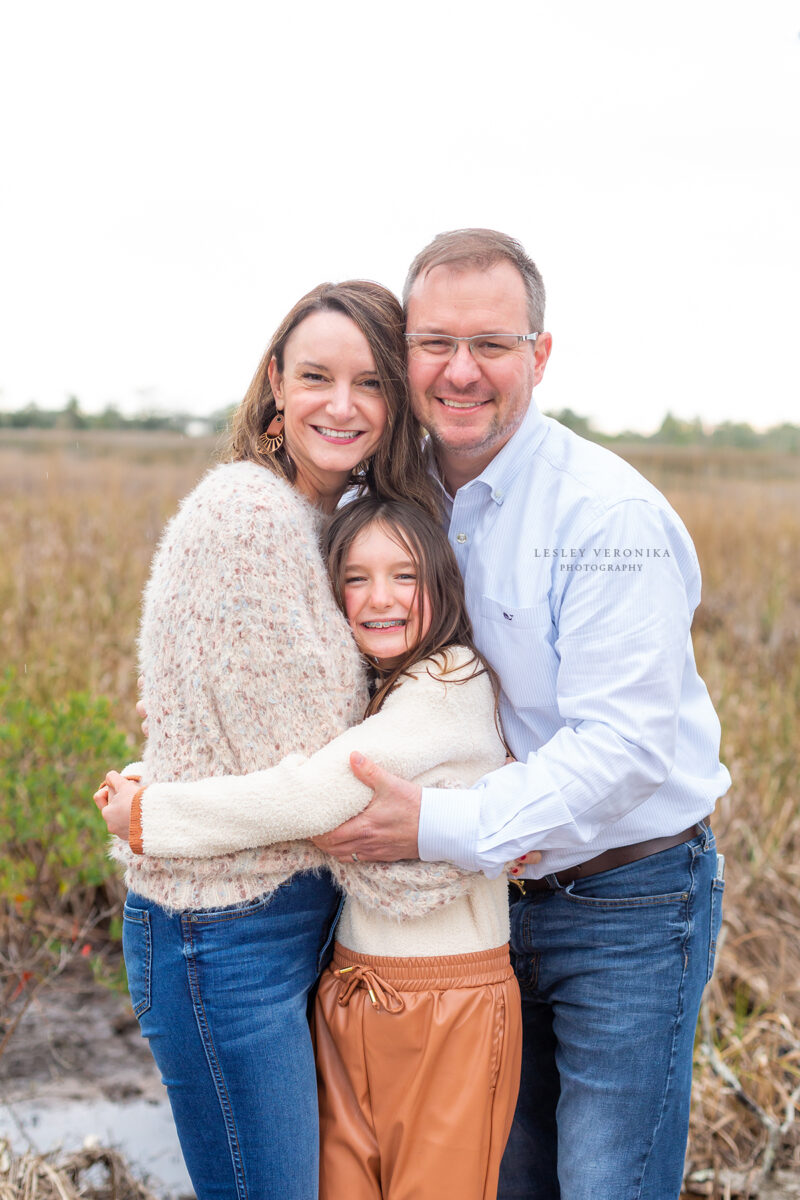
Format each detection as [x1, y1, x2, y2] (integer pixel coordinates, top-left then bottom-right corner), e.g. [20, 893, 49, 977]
[227, 281, 440, 520]
[323, 498, 505, 737]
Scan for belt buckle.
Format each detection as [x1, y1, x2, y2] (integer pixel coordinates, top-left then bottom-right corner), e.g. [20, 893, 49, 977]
[509, 877, 527, 897]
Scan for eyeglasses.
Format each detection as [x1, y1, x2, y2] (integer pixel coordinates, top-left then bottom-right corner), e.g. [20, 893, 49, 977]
[404, 332, 539, 361]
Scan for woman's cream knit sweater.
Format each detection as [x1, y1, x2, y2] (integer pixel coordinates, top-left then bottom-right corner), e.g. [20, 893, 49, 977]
[112, 460, 369, 912]
[129, 647, 510, 957]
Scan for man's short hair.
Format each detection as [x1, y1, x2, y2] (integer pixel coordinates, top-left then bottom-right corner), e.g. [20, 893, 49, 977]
[402, 228, 546, 333]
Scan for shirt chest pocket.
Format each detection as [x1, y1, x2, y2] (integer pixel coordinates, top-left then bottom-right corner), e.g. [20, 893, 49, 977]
[479, 597, 559, 710]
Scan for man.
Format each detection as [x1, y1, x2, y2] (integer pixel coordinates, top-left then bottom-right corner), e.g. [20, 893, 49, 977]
[316, 229, 730, 1199]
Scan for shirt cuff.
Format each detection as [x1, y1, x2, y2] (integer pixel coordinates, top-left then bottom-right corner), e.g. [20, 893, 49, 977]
[418, 787, 483, 873]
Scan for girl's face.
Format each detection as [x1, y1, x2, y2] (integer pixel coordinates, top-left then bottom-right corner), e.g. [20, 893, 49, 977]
[342, 523, 431, 664]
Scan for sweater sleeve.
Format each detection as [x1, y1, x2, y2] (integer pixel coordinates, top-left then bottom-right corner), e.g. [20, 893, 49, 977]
[137, 652, 498, 859]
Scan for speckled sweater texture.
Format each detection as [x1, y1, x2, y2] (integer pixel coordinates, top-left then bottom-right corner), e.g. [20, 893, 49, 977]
[111, 460, 368, 911]
[132, 647, 511, 956]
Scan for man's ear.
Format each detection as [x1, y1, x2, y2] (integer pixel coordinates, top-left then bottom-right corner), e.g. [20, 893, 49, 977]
[533, 332, 553, 389]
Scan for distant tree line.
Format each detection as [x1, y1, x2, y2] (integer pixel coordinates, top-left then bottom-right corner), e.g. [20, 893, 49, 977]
[1, 397, 798, 452]
[0, 396, 233, 435]
[547, 408, 800, 453]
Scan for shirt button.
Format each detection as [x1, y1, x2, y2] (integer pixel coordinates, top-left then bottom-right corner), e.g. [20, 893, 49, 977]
[492, 489, 503, 502]
[456, 532, 467, 544]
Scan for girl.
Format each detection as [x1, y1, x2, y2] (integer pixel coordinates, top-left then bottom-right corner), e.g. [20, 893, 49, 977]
[101, 498, 522, 1200]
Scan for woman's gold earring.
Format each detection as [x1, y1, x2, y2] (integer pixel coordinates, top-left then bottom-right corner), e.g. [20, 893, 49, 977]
[258, 413, 285, 454]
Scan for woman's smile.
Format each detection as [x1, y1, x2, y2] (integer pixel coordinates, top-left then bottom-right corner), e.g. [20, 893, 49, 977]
[313, 425, 368, 442]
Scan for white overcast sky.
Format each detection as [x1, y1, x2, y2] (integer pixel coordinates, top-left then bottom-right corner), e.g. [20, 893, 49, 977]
[1, 1, 798, 434]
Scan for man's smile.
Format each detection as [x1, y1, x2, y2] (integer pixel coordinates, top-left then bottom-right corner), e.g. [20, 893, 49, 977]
[438, 397, 489, 410]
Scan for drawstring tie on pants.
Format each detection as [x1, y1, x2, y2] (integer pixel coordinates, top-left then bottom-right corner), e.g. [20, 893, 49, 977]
[335, 964, 406, 1013]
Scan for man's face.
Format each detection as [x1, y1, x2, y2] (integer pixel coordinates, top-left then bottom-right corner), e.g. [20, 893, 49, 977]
[406, 261, 551, 471]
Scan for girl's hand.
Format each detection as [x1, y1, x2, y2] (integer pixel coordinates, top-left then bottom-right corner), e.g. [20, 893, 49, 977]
[95, 771, 140, 841]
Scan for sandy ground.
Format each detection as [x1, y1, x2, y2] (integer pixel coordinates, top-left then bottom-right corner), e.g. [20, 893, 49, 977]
[0, 966, 193, 1198]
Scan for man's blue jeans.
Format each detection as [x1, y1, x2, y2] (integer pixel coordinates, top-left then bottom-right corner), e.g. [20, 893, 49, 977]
[123, 870, 342, 1200]
[498, 825, 723, 1200]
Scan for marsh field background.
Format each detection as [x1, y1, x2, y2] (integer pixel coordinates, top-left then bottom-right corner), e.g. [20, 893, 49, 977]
[1, 428, 799, 1198]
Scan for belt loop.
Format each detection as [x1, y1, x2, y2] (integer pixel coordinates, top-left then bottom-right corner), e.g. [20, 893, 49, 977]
[544, 872, 565, 890]
[700, 819, 712, 851]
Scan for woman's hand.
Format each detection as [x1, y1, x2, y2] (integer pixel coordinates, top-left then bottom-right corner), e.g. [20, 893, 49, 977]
[136, 675, 148, 736]
[508, 850, 541, 876]
[93, 771, 140, 841]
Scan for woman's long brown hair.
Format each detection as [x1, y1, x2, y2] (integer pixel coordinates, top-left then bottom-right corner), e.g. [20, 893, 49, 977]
[227, 280, 440, 520]
[323, 497, 506, 739]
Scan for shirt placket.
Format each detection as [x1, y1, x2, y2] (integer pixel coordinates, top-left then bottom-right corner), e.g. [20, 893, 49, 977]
[448, 487, 485, 575]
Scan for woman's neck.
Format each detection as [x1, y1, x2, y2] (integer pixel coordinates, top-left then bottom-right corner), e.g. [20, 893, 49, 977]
[293, 468, 349, 515]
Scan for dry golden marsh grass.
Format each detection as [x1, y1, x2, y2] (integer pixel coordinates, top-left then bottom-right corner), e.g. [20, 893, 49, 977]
[2, 430, 799, 1193]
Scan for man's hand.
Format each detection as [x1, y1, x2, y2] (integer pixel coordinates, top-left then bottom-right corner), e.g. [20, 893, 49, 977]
[312, 752, 422, 862]
[93, 771, 139, 841]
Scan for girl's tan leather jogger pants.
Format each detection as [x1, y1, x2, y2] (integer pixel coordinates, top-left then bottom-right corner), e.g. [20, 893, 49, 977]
[314, 942, 522, 1200]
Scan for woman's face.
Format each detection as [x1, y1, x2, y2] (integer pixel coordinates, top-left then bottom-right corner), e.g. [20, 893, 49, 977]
[268, 310, 388, 510]
[342, 522, 432, 664]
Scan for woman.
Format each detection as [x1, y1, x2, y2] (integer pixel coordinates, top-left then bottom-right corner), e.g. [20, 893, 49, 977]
[100, 281, 438, 1200]
[101, 498, 523, 1200]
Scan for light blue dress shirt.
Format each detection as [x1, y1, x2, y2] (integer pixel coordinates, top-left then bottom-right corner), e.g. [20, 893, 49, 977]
[418, 400, 731, 879]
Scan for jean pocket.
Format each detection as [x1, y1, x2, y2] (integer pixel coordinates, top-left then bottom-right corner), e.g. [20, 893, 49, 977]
[706, 864, 725, 984]
[509, 948, 540, 993]
[188, 891, 277, 925]
[122, 903, 152, 1018]
[562, 881, 689, 909]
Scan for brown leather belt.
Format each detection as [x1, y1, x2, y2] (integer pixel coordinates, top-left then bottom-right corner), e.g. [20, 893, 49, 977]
[516, 822, 708, 894]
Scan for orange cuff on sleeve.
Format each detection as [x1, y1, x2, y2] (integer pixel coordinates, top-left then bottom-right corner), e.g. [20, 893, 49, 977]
[129, 787, 146, 855]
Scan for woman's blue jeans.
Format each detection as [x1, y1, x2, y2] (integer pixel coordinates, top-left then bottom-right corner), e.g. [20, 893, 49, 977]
[123, 870, 342, 1200]
[498, 825, 724, 1200]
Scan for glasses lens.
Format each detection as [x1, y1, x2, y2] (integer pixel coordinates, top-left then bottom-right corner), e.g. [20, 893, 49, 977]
[406, 336, 456, 358]
[405, 334, 526, 359]
[470, 335, 521, 358]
